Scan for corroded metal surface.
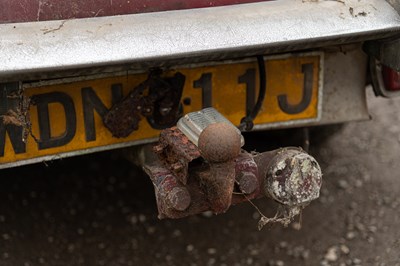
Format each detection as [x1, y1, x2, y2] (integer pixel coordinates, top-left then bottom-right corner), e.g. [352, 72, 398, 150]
[263, 148, 322, 206]
[144, 165, 192, 219]
[196, 122, 242, 213]
[153, 127, 201, 185]
[146, 133, 322, 218]
[103, 71, 185, 138]
[103, 86, 145, 138]
[198, 122, 241, 163]
[233, 152, 260, 196]
[145, 152, 262, 219]
[198, 161, 236, 214]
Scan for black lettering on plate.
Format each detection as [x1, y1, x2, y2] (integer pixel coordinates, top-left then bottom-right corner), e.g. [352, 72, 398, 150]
[193, 73, 212, 108]
[238, 68, 256, 116]
[82, 84, 123, 142]
[0, 83, 26, 157]
[278, 63, 314, 114]
[32, 92, 76, 150]
[0, 124, 26, 157]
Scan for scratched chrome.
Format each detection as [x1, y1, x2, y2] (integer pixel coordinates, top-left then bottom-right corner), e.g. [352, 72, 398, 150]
[0, 0, 399, 78]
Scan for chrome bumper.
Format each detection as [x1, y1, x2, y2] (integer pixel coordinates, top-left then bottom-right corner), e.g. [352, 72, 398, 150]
[0, 0, 400, 80]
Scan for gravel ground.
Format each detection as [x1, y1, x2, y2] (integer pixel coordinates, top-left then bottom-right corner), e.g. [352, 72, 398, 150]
[0, 88, 400, 266]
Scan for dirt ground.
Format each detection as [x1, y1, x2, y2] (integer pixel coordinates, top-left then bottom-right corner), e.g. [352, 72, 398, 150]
[0, 88, 399, 266]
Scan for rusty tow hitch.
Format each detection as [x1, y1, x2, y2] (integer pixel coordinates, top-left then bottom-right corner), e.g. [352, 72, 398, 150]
[142, 108, 322, 222]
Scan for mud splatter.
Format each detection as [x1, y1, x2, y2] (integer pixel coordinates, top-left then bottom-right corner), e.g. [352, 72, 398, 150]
[1, 88, 37, 143]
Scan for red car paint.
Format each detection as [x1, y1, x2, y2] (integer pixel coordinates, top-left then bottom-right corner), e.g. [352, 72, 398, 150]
[0, 0, 270, 24]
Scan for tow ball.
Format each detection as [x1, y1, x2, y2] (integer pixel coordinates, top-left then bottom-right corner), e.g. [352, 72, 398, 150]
[142, 108, 322, 219]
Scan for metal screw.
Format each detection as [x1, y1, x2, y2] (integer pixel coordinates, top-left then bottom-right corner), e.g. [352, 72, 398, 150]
[237, 172, 258, 194]
[166, 187, 191, 211]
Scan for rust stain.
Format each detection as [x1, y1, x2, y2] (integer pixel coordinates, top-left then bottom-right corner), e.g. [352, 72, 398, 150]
[147, 132, 322, 221]
[1, 91, 37, 143]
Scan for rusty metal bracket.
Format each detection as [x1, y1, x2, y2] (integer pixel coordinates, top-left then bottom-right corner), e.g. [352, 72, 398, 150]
[142, 119, 322, 219]
[153, 127, 201, 185]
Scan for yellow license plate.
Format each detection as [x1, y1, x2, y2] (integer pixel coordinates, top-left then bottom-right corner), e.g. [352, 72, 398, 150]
[0, 52, 322, 167]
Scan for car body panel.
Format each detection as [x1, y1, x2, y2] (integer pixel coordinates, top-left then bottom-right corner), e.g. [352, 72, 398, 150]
[0, 0, 270, 23]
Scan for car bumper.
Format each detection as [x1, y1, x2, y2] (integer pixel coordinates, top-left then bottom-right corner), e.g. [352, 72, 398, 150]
[0, 0, 399, 80]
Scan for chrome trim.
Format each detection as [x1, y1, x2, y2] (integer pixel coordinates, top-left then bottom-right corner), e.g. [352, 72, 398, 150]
[0, 0, 400, 78]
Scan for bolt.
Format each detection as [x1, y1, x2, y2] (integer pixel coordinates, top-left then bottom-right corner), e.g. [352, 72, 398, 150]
[166, 187, 191, 211]
[237, 172, 258, 194]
